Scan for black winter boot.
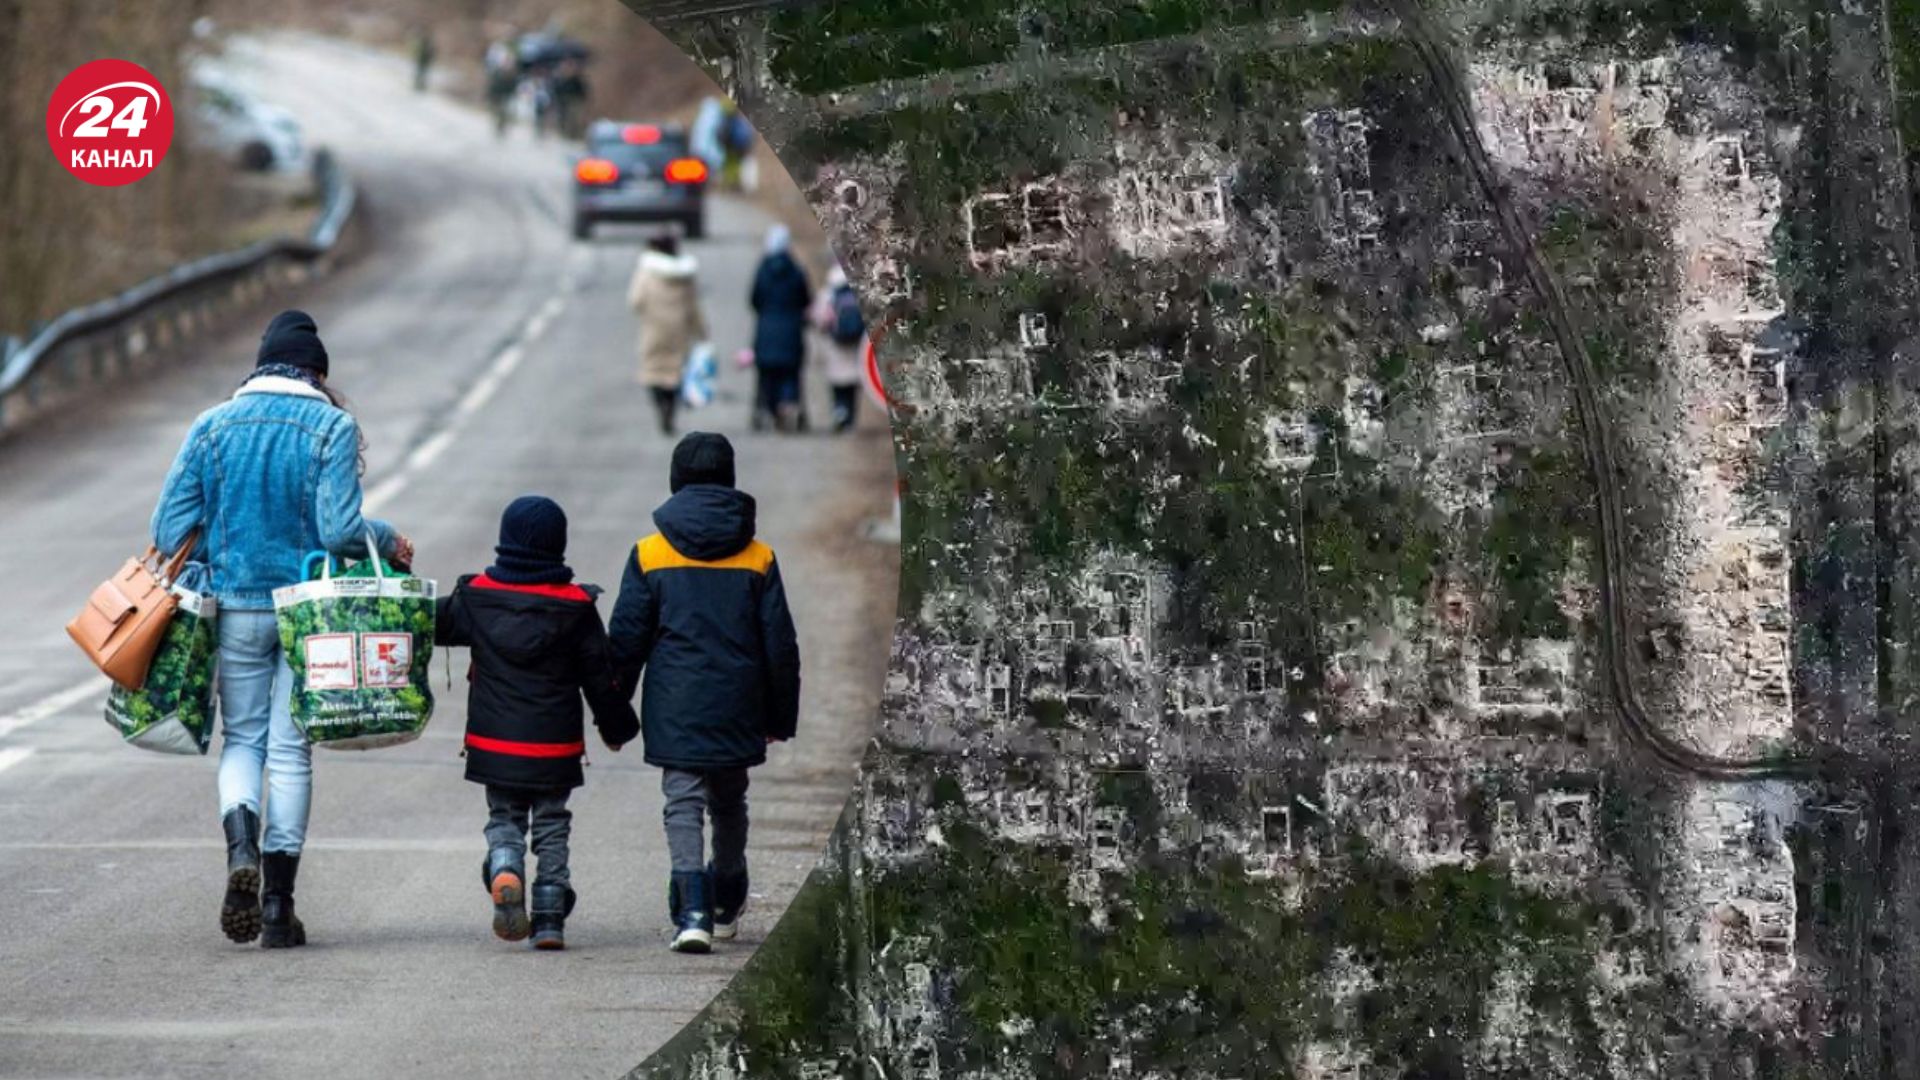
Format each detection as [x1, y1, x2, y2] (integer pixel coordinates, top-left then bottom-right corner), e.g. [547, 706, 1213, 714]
[709, 863, 748, 942]
[484, 848, 530, 942]
[259, 851, 307, 949]
[667, 870, 713, 954]
[220, 807, 262, 944]
[530, 880, 575, 951]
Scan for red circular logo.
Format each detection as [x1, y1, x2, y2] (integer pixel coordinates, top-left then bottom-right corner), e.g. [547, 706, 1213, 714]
[45, 59, 174, 187]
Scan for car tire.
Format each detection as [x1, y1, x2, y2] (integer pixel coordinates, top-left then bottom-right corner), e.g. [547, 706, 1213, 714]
[683, 214, 706, 240]
[571, 213, 593, 241]
[239, 141, 275, 172]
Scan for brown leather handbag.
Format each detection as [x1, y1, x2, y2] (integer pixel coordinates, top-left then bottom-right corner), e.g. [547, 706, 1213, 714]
[66, 531, 201, 691]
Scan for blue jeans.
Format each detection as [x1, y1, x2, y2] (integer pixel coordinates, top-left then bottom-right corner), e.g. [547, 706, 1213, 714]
[216, 610, 311, 854]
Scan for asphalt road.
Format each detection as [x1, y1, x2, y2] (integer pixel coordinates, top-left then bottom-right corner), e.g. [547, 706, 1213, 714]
[0, 35, 896, 1080]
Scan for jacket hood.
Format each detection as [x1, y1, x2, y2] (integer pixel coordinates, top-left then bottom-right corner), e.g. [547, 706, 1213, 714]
[652, 485, 757, 561]
[641, 250, 700, 279]
[457, 575, 602, 665]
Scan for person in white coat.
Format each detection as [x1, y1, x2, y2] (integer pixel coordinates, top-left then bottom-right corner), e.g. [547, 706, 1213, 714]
[628, 234, 709, 436]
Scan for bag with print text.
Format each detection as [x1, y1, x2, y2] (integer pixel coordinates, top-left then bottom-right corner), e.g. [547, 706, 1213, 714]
[273, 535, 436, 750]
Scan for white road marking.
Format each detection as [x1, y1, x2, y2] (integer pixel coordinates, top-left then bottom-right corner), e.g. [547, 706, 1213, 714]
[0, 749, 35, 775]
[0, 679, 110, 741]
[361, 295, 555, 516]
[361, 473, 409, 514]
[0, 837, 486, 852]
[524, 298, 564, 341]
[404, 428, 458, 474]
[0, 1018, 335, 1039]
[451, 345, 524, 422]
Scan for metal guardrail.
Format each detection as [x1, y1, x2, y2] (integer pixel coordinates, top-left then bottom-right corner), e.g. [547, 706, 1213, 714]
[0, 148, 357, 434]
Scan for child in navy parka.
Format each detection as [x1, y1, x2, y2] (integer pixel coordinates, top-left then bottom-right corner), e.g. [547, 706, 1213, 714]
[608, 433, 801, 952]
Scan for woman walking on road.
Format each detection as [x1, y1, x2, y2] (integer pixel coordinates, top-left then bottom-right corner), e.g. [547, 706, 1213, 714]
[748, 224, 812, 433]
[150, 310, 415, 950]
[627, 233, 709, 437]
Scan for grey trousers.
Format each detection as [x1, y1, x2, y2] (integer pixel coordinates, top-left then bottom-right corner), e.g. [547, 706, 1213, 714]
[484, 785, 572, 887]
[661, 767, 750, 875]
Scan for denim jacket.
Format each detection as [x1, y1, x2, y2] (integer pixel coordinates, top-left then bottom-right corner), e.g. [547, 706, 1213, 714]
[150, 376, 397, 611]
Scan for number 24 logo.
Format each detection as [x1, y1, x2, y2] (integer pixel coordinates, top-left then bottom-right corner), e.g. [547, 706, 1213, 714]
[72, 94, 150, 138]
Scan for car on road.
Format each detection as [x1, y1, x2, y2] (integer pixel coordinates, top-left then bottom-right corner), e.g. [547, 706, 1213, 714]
[570, 119, 709, 241]
[185, 65, 305, 173]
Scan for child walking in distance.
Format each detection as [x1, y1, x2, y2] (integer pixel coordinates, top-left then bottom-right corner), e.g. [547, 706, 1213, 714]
[808, 263, 868, 434]
[609, 433, 801, 953]
[435, 496, 639, 950]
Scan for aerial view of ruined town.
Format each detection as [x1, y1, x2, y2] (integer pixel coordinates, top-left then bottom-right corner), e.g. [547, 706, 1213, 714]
[628, 0, 1920, 1076]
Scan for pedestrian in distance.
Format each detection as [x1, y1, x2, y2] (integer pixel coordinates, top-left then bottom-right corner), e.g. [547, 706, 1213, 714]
[151, 309, 416, 950]
[809, 262, 867, 434]
[748, 225, 812, 434]
[433, 496, 639, 951]
[552, 58, 589, 140]
[719, 101, 751, 191]
[412, 27, 435, 93]
[484, 39, 517, 138]
[608, 433, 801, 953]
[628, 233, 709, 437]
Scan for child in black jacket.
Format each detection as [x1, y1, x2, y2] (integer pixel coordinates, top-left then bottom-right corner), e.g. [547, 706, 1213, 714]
[609, 433, 801, 953]
[435, 495, 639, 950]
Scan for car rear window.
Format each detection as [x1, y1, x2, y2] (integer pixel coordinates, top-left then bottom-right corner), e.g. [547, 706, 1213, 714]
[588, 128, 689, 156]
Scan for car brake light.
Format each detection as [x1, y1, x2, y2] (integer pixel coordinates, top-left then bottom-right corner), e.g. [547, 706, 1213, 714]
[664, 158, 708, 184]
[623, 124, 661, 144]
[576, 158, 618, 184]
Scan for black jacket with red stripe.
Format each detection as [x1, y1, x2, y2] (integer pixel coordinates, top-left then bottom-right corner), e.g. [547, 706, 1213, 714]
[434, 573, 641, 791]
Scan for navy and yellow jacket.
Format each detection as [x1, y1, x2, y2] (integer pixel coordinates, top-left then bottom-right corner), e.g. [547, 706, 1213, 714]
[608, 484, 801, 770]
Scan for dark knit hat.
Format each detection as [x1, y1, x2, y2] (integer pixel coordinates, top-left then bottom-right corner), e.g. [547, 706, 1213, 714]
[670, 432, 735, 493]
[487, 495, 575, 585]
[257, 309, 329, 375]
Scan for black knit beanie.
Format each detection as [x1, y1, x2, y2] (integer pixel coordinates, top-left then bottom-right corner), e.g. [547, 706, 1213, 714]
[257, 309, 329, 376]
[670, 432, 735, 493]
[487, 495, 575, 585]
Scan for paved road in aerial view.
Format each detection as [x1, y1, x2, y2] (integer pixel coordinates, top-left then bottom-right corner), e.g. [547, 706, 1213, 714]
[0, 34, 896, 1080]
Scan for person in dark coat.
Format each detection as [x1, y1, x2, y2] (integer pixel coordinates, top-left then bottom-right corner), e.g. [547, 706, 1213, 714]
[748, 225, 813, 433]
[435, 495, 639, 951]
[608, 432, 801, 953]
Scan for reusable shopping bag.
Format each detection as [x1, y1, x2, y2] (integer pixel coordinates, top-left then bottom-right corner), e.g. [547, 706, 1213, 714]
[103, 562, 217, 755]
[273, 535, 437, 750]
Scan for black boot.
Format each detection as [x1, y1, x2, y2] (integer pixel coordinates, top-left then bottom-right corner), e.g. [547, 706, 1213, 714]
[667, 870, 713, 953]
[221, 807, 262, 944]
[260, 851, 307, 949]
[710, 863, 748, 942]
[530, 880, 575, 951]
[483, 848, 529, 942]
